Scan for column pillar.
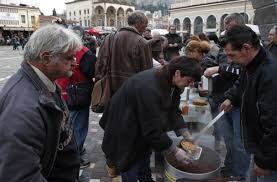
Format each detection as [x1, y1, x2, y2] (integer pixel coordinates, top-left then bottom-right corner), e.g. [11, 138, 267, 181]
[104, 13, 107, 27]
[115, 14, 118, 28]
[251, 0, 277, 40]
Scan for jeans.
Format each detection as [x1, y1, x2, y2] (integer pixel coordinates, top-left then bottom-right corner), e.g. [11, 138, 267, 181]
[209, 99, 224, 141]
[121, 156, 151, 182]
[222, 107, 250, 177]
[138, 151, 153, 182]
[257, 171, 277, 182]
[246, 155, 257, 182]
[69, 106, 90, 153]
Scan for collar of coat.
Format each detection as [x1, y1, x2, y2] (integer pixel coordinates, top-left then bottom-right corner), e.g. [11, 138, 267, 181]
[119, 26, 141, 36]
[20, 61, 64, 111]
[245, 47, 267, 73]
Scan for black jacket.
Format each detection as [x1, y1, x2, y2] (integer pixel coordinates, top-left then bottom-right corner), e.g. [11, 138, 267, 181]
[164, 33, 182, 61]
[266, 43, 277, 61]
[100, 68, 186, 171]
[201, 49, 241, 103]
[225, 48, 277, 170]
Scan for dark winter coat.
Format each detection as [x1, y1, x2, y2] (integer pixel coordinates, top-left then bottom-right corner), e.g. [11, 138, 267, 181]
[225, 48, 277, 170]
[100, 68, 187, 172]
[164, 33, 183, 61]
[266, 43, 277, 61]
[0, 62, 80, 181]
[201, 48, 241, 104]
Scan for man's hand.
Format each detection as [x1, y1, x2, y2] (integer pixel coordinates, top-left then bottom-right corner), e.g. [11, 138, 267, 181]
[220, 99, 233, 112]
[181, 129, 193, 142]
[174, 147, 190, 164]
[173, 43, 178, 47]
[254, 163, 271, 177]
[204, 66, 219, 77]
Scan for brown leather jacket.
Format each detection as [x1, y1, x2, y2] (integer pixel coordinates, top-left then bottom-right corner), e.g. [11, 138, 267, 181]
[96, 26, 153, 95]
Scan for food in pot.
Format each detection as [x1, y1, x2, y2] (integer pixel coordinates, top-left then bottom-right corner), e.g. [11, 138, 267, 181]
[180, 140, 197, 154]
[165, 145, 221, 174]
[192, 98, 207, 106]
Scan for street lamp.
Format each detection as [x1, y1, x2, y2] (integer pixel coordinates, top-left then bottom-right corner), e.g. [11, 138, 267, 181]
[244, 0, 247, 23]
[27, 9, 30, 37]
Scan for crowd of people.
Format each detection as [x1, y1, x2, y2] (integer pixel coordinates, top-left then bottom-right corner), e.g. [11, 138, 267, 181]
[0, 10, 276, 182]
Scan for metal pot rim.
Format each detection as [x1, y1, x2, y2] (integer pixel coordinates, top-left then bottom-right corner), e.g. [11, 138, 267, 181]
[164, 156, 221, 176]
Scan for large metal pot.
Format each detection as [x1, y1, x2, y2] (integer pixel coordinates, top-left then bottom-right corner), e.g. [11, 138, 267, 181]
[164, 145, 221, 182]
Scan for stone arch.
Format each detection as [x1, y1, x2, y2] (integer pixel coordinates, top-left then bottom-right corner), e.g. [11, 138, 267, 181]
[117, 7, 124, 28]
[240, 12, 249, 24]
[183, 17, 191, 34]
[125, 8, 133, 16]
[220, 14, 228, 32]
[125, 8, 133, 25]
[206, 15, 216, 29]
[173, 18, 181, 31]
[107, 6, 116, 26]
[94, 6, 105, 26]
[194, 16, 203, 34]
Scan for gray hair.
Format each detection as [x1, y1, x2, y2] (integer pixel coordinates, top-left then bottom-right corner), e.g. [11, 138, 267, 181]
[127, 11, 147, 26]
[224, 13, 244, 25]
[24, 24, 82, 62]
[272, 25, 277, 34]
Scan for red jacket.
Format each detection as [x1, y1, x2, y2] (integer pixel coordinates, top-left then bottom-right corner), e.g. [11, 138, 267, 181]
[56, 46, 90, 101]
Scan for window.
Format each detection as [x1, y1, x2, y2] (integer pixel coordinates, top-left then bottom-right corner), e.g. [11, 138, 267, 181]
[84, 19, 87, 27]
[88, 20, 90, 27]
[69, 12, 71, 16]
[79, 10, 81, 15]
[79, 20, 82, 26]
[21, 15, 26, 23]
[31, 16, 35, 24]
[74, 11, 76, 16]
[84, 9, 86, 14]
[98, 20, 101, 26]
[87, 9, 89, 14]
[98, 9, 101, 14]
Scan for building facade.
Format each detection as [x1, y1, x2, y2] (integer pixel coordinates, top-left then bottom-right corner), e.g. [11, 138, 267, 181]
[169, 0, 255, 35]
[251, 0, 277, 40]
[0, 3, 40, 37]
[66, 0, 135, 28]
[66, 0, 93, 27]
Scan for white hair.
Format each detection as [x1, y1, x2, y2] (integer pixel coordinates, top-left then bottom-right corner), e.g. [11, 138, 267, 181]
[152, 31, 161, 38]
[24, 24, 82, 62]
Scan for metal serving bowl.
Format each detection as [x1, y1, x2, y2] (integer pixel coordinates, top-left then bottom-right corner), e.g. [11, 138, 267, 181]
[164, 145, 221, 181]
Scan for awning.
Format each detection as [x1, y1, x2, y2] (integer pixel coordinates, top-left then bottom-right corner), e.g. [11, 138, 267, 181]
[2, 27, 33, 31]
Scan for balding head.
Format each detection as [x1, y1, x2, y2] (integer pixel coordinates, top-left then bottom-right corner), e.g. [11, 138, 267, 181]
[268, 26, 277, 44]
[127, 11, 148, 34]
[224, 13, 244, 31]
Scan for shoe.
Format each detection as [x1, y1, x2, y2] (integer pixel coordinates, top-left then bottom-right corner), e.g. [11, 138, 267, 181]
[220, 166, 232, 177]
[80, 158, 90, 169]
[106, 164, 119, 178]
